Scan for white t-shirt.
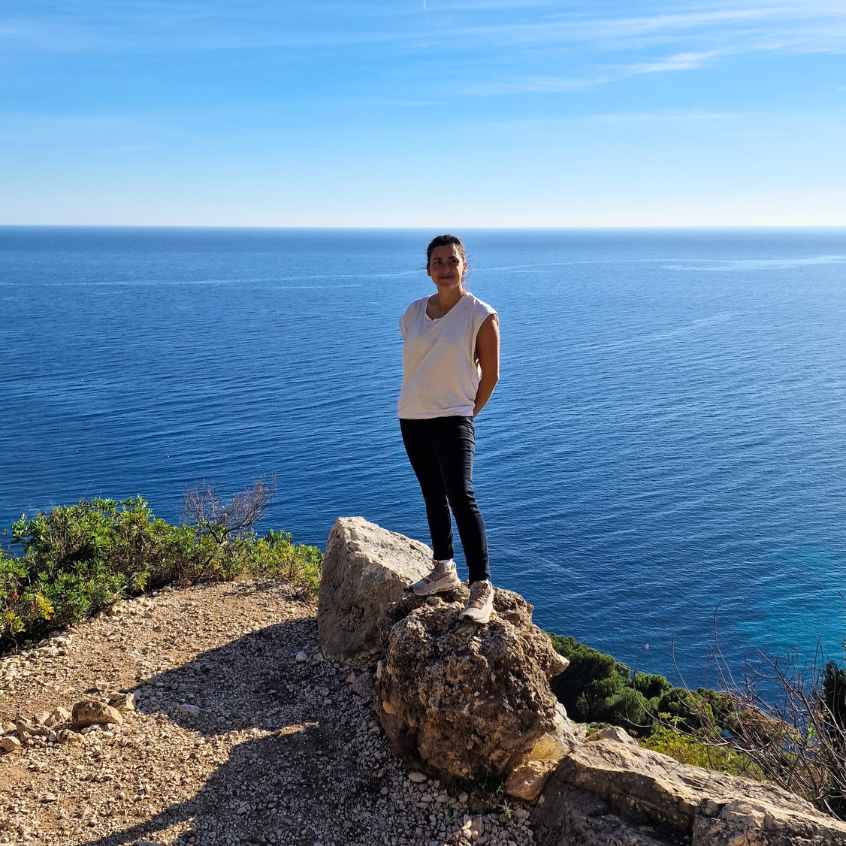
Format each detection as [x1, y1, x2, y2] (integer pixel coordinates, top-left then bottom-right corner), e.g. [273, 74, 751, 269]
[397, 292, 497, 419]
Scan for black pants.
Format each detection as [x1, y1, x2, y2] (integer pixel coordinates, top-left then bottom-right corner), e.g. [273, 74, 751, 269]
[400, 415, 490, 583]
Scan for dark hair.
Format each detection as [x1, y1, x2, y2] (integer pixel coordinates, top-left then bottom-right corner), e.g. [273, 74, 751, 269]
[426, 233, 467, 271]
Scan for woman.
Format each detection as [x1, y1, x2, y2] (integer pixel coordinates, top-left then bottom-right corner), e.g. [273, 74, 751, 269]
[398, 234, 500, 624]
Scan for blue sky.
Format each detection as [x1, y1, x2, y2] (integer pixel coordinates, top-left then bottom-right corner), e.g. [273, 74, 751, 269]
[2, 1, 845, 227]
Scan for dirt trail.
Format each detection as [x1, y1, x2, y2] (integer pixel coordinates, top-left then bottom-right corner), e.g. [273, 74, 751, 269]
[0, 580, 533, 846]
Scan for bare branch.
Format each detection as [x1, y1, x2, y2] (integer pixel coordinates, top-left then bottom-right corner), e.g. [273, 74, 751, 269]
[183, 477, 277, 539]
[691, 630, 846, 818]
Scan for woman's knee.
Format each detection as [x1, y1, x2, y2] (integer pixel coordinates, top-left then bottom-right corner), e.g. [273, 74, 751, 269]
[447, 485, 479, 517]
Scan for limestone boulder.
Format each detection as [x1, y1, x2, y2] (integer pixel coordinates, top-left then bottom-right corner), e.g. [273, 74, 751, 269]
[534, 730, 846, 845]
[318, 517, 436, 664]
[375, 587, 574, 794]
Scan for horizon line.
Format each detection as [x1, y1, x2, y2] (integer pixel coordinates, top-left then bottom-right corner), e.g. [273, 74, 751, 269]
[2, 223, 846, 232]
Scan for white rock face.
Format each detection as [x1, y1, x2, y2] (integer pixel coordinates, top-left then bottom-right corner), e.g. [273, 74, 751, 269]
[317, 516, 433, 665]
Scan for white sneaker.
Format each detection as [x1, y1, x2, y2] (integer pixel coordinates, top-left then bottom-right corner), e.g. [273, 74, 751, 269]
[461, 579, 494, 624]
[410, 559, 462, 596]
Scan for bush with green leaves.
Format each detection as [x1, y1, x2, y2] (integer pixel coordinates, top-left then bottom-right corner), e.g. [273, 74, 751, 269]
[633, 671, 673, 700]
[641, 721, 764, 780]
[547, 633, 667, 733]
[546, 630, 846, 817]
[548, 634, 629, 720]
[548, 632, 722, 737]
[1, 491, 321, 652]
[655, 687, 716, 733]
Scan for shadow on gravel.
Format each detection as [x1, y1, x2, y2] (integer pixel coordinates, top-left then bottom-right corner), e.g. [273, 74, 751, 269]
[76, 616, 398, 846]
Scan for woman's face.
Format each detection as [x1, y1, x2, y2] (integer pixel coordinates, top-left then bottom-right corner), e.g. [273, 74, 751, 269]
[427, 244, 466, 291]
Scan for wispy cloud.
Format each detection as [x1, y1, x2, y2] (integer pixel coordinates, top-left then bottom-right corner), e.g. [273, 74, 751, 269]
[593, 7, 785, 36]
[486, 109, 751, 130]
[621, 49, 723, 75]
[453, 3, 846, 97]
[462, 75, 602, 96]
[457, 3, 846, 52]
[461, 49, 724, 96]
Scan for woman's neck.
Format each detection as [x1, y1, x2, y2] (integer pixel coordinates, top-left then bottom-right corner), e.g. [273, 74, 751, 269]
[436, 285, 465, 313]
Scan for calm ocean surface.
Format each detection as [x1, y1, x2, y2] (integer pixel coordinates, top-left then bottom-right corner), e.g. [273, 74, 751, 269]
[2, 226, 845, 689]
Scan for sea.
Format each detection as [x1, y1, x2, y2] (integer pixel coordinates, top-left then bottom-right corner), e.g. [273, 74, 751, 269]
[1, 226, 845, 692]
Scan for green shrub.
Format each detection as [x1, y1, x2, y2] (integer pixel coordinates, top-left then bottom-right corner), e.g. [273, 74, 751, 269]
[656, 687, 715, 733]
[547, 632, 725, 738]
[548, 634, 632, 723]
[0, 549, 54, 638]
[633, 671, 673, 700]
[547, 634, 846, 819]
[605, 686, 652, 732]
[1, 494, 321, 651]
[642, 722, 764, 780]
[823, 661, 846, 741]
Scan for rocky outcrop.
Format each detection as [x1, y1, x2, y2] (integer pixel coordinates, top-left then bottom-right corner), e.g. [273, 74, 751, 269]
[376, 588, 575, 795]
[319, 517, 846, 846]
[319, 517, 575, 799]
[318, 516, 433, 664]
[533, 728, 846, 845]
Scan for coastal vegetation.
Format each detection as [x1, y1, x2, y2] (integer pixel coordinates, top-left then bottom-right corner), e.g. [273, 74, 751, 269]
[547, 633, 763, 777]
[547, 632, 846, 820]
[0, 487, 321, 652]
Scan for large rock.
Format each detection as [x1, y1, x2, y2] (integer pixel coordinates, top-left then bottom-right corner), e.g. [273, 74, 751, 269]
[318, 517, 435, 664]
[533, 730, 846, 845]
[375, 586, 574, 796]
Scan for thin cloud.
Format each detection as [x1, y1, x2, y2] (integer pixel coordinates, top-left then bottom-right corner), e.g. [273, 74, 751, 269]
[461, 49, 722, 97]
[431, 3, 846, 60]
[452, 5, 846, 97]
[488, 110, 749, 130]
[595, 7, 786, 36]
[462, 75, 604, 95]
[621, 49, 723, 75]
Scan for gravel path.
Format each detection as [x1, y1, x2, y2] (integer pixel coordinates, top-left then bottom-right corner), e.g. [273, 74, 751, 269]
[0, 580, 535, 846]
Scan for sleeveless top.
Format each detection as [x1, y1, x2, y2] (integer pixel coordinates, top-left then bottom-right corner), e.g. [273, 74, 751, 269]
[397, 292, 497, 419]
